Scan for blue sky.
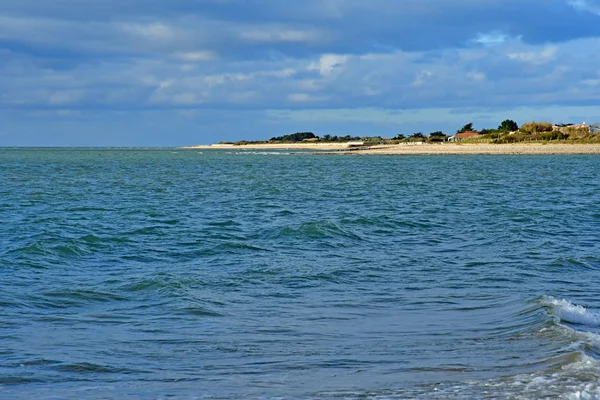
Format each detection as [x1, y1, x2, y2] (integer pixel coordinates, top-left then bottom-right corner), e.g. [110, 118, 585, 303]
[2, 0, 600, 146]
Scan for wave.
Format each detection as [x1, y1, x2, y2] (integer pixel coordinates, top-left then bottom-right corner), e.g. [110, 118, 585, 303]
[350, 297, 600, 399]
[271, 220, 363, 242]
[544, 296, 600, 327]
[54, 362, 144, 374]
[312, 354, 600, 399]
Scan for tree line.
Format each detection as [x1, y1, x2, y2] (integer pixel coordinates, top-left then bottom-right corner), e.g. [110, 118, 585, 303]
[219, 119, 599, 145]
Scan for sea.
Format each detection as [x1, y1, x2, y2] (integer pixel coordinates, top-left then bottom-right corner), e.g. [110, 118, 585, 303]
[1, 148, 600, 399]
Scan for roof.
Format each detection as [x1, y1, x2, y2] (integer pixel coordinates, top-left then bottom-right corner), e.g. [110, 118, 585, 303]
[454, 131, 480, 139]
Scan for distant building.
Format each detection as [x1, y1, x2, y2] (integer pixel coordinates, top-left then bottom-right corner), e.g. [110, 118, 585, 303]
[552, 123, 591, 133]
[448, 131, 480, 142]
[571, 123, 590, 131]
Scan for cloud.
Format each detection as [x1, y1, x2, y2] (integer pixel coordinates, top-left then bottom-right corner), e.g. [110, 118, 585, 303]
[466, 72, 486, 81]
[308, 54, 349, 76]
[173, 51, 218, 61]
[474, 32, 512, 46]
[288, 93, 312, 102]
[48, 90, 84, 105]
[120, 22, 176, 41]
[238, 27, 325, 43]
[2, 0, 600, 145]
[507, 47, 558, 64]
[568, 0, 600, 14]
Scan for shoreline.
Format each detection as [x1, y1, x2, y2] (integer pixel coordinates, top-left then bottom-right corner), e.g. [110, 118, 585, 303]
[182, 143, 355, 151]
[183, 142, 600, 154]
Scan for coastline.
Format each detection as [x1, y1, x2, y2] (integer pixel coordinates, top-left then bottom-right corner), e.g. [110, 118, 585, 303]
[183, 142, 600, 154]
[182, 143, 354, 150]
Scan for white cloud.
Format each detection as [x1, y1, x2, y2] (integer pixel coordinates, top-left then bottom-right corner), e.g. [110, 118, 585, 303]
[239, 27, 324, 43]
[288, 93, 312, 102]
[48, 90, 83, 105]
[508, 46, 557, 64]
[412, 70, 434, 87]
[474, 32, 509, 46]
[271, 68, 297, 78]
[173, 51, 218, 62]
[158, 80, 174, 90]
[467, 71, 486, 81]
[568, 0, 600, 14]
[120, 22, 175, 41]
[308, 54, 349, 76]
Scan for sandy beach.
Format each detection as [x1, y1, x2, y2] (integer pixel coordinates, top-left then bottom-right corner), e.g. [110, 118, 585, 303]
[184, 142, 600, 154]
[183, 143, 355, 151]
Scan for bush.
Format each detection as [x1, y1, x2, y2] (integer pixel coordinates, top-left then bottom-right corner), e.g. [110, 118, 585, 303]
[363, 136, 383, 143]
[520, 122, 553, 134]
[494, 135, 520, 144]
[561, 126, 590, 136]
[539, 131, 569, 141]
[479, 128, 502, 137]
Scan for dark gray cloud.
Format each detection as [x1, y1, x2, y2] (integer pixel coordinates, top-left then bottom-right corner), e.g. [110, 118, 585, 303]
[2, 0, 600, 57]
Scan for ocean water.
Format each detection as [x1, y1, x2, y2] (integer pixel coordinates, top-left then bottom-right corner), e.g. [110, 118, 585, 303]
[1, 148, 600, 399]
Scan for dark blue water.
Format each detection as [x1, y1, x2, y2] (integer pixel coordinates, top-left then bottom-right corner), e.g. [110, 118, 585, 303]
[1, 148, 600, 399]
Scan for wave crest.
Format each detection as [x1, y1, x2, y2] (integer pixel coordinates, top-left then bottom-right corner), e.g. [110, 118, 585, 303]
[544, 296, 600, 326]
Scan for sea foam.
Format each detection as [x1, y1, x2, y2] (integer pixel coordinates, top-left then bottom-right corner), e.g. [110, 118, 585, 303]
[545, 297, 600, 326]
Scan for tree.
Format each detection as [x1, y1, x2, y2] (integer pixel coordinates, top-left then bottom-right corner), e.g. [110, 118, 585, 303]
[410, 132, 424, 138]
[269, 132, 317, 142]
[393, 133, 406, 140]
[498, 119, 518, 132]
[429, 131, 446, 137]
[457, 123, 474, 133]
[428, 131, 447, 142]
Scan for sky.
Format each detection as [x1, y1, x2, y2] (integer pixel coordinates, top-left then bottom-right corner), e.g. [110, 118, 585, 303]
[2, 0, 600, 146]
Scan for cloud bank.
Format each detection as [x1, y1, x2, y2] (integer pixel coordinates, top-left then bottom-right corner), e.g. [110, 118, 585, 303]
[1, 0, 600, 145]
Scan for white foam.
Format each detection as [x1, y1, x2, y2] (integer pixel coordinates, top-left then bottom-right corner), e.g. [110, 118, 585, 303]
[567, 384, 600, 400]
[545, 297, 600, 326]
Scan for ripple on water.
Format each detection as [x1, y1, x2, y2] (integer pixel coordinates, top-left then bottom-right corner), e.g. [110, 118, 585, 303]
[2, 150, 600, 399]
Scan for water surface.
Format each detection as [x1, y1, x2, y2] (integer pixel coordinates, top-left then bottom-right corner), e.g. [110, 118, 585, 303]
[1, 149, 600, 399]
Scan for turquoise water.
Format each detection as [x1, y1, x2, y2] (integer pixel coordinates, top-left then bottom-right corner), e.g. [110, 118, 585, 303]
[1, 148, 600, 399]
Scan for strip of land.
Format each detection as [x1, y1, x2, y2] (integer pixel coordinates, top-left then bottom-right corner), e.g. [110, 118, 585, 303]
[183, 142, 600, 154]
[183, 143, 356, 151]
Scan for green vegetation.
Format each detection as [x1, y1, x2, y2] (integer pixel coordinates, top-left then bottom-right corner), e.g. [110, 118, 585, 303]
[321, 134, 362, 142]
[498, 119, 519, 132]
[270, 132, 317, 142]
[478, 128, 498, 136]
[519, 121, 553, 134]
[487, 121, 600, 144]
[428, 131, 448, 142]
[457, 123, 474, 133]
[219, 119, 600, 146]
